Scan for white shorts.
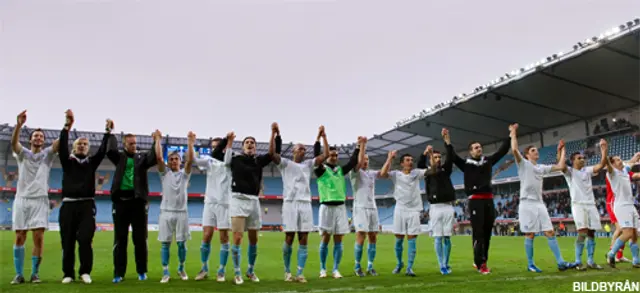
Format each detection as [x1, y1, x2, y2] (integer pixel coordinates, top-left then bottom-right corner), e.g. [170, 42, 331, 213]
[518, 201, 553, 233]
[318, 204, 350, 235]
[429, 203, 455, 237]
[202, 202, 230, 230]
[393, 209, 421, 236]
[571, 204, 602, 231]
[613, 204, 640, 229]
[229, 194, 262, 230]
[158, 211, 191, 242]
[353, 207, 379, 233]
[282, 201, 314, 232]
[12, 197, 49, 231]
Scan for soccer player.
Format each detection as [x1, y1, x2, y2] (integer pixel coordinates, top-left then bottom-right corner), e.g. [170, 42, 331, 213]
[418, 133, 455, 275]
[510, 124, 575, 272]
[107, 128, 160, 283]
[213, 123, 278, 285]
[314, 129, 359, 279]
[155, 131, 196, 283]
[350, 136, 381, 277]
[58, 110, 111, 284]
[606, 152, 640, 263]
[443, 127, 510, 274]
[559, 139, 608, 270]
[272, 126, 326, 282]
[10, 110, 60, 285]
[379, 150, 428, 277]
[194, 137, 232, 282]
[605, 154, 640, 268]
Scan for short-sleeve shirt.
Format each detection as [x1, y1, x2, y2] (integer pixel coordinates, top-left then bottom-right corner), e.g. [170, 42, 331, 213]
[13, 146, 56, 199]
[389, 169, 426, 212]
[159, 168, 191, 212]
[277, 158, 314, 202]
[563, 166, 596, 205]
[194, 156, 232, 205]
[516, 159, 553, 202]
[350, 169, 379, 209]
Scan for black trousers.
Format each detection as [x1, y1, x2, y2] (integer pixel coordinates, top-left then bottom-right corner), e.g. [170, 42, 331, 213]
[468, 199, 496, 267]
[112, 198, 148, 278]
[59, 200, 96, 279]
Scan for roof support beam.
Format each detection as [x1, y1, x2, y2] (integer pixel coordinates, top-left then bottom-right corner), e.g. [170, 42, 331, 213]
[603, 45, 640, 61]
[451, 105, 543, 132]
[539, 71, 639, 104]
[493, 91, 585, 119]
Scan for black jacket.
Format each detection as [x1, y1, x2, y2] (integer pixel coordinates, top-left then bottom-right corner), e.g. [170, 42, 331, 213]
[448, 139, 510, 196]
[106, 135, 157, 201]
[59, 129, 109, 200]
[418, 143, 455, 204]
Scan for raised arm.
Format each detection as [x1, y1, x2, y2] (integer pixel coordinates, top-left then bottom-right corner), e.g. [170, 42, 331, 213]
[550, 141, 567, 172]
[11, 110, 26, 155]
[184, 131, 195, 174]
[592, 139, 608, 175]
[509, 124, 522, 164]
[313, 125, 327, 166]
[417, 145, 428, 169]
[488, 125, 512, 165]
[58, 109, 75, 169]
[141, 130, 160, 170]
[378, 150, 396, 178]
[628, 152, 640, 165]
[442, 128, 465, 170]
[270, 123, 282, 165]
[90, 119, 114, 171]
[155, 130, 165, 173]
[355, 136, 367, 171]
[258, 123, 278, 167]
[222, 132, 235, 166]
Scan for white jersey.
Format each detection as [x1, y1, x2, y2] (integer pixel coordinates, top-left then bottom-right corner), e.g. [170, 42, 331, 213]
[606, 166, 634, 205]
[13, 146, 56, 199]
[389, 169, 426, 212]
[517, 159, 553, 202]
[195, 156, 232, 205]
[563, 166, 596, 205]
[277, 158, 313, 202]
[159, 169, 191, 212]
[350, 169, 378, 209]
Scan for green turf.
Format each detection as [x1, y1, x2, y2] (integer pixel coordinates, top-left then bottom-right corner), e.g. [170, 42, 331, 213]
[0, 231, 638, 292]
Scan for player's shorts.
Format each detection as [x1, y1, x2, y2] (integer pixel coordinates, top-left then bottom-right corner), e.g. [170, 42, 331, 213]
[353, 207, 379, 233]
[318, 204, 350, 235]
[571, 204, 602, 231]
[518, 201, 553, 233]
[282, 201, 313, 232]
[12, 197, 49, 231]
[606, 203, 617, 224]
[613, 204, 640, 229]
[202, 202, 230, 230]
[393, 208, 421, 236]
[229, 193, 262, 230]
[158, 210, 191, 242]
[429, 203, 455, 237]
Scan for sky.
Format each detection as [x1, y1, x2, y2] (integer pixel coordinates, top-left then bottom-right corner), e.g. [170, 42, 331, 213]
[1, 0, 638, 144]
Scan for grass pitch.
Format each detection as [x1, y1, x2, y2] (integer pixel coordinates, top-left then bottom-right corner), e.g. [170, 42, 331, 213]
[0, 231, 637, 293]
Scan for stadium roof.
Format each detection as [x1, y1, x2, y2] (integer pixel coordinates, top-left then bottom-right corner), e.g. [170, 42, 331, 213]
[364, 19, 640, 162]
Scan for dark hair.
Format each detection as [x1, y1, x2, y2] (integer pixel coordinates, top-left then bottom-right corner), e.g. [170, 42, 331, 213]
[212, 137, 222, 143]
[329, 146, 337, 152]
[569, 152, 581, 162]
[242, 136, 255, 144]
[124, 133, 135, 140]
[432, 150, 441, 155]
[523, 145, 536, 159]
[29, 128, 44, 140]
[468, 141, 481, 151]
[400, 153, 413, 162]
[168, 151, 181, 159]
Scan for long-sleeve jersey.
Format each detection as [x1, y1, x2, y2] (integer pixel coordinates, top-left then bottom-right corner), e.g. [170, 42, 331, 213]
[418, 143, 455, 204]
[59, 129, 109, 200]
[448, 138, 510, 197]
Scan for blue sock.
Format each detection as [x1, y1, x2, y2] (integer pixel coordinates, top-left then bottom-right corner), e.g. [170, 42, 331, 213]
[333, 242, 343, 272]
[247, 244, 257, 275]
[297, 245, 308, 276]
[367, 243, 376, 270]
[407, 238, 417, 270]
[200, 242, 211, 271]
[13, 245, 24, 276]
[283, 243, 292, 273]
[232, 245, 241, 276]
[219, 242, 230, 274]
[586, 237, 595, 265]
[319, 242, 329, 271]
[434, 236, 444, 268]
[443, 237, 452, 267]
[575, 234, 586, 264]
[354, 243, 363, 270]
[609, 238, 626, 257]
[546, 236, 565, 265]
[161, 242, 170, 274]
[630, 242, 639, 264]
[525, 237, 534, 266]
[177, 241, 187, 272]
[31, 256, 41, 276]
[394, 238, 404, 266]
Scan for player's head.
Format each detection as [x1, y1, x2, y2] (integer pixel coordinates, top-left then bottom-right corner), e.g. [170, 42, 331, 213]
[327, 146, 339, 165]
[608, 156, 624, 170]
[29, 128, 45, 149]
[431, 150, 442, 167]
[293, 143, 306, 162]
[523, 145, 539, 161]
[468, 141, 483, 159]
[211, 137, 222, 149]
[400, 153, 414, 171]
[72, 137, 90, 156]
[361, 154, 370, 169]
[168, 151, 181, 171]
[123, 133, 137, 154]
[570, 152, 585, 169]
[243, 136, 256, 156]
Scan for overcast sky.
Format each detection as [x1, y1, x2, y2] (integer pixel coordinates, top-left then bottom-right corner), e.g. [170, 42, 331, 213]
[1, 0, 638, 144]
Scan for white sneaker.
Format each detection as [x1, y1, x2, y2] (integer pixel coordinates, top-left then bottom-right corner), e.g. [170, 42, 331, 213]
[296, 275, 307, 283]
[284, 272, 293, 282]
[194, 270, 208, 281]
[178, 271, 188, 281]
[80, 274, 92, 284]
[216, 272, 225, 282]
[319, 269, 327, 278]
[246, 272, 260, 283]
[332, 270, 343, 279]
[61, 277, 73, 284]
[160, 275, 170, 283]
[234, 275, 244, 285]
